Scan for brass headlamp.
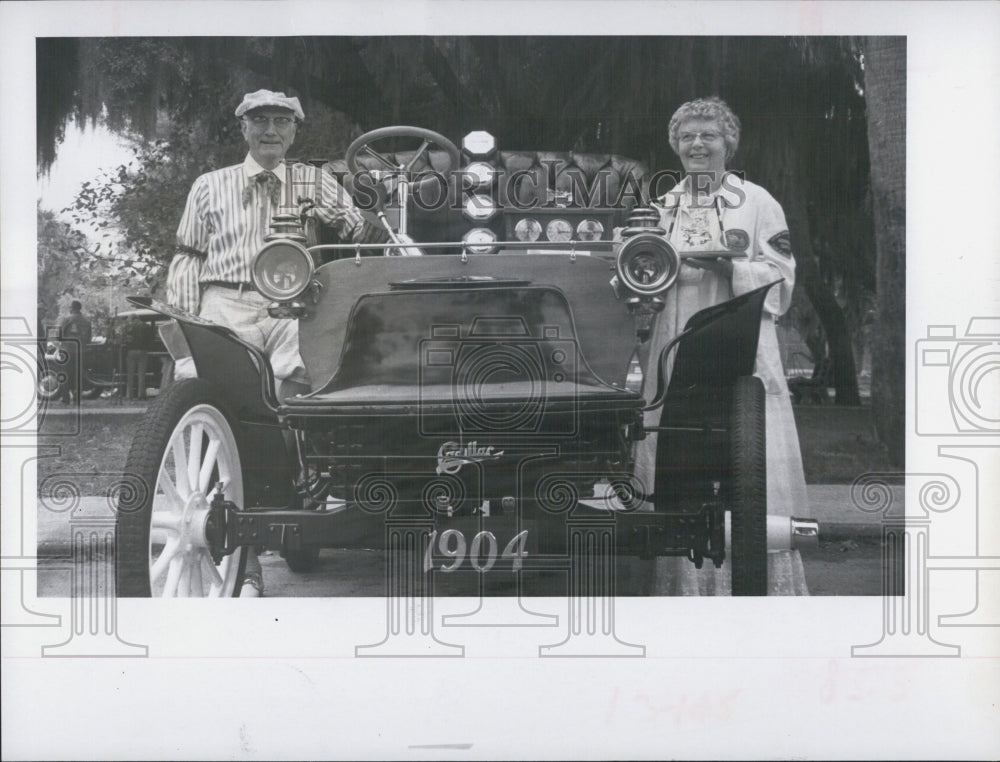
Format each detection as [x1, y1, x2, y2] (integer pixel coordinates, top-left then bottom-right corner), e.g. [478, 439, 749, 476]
[616, 207, 680, 343]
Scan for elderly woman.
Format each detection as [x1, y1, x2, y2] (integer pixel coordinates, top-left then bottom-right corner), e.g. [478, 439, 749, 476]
[635, 96, 808, 519]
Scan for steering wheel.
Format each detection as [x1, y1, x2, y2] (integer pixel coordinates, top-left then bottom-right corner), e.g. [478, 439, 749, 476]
[345, 126, 460, 200]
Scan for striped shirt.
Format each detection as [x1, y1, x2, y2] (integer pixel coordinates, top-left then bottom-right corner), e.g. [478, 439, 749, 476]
[166, 154, 381, 313]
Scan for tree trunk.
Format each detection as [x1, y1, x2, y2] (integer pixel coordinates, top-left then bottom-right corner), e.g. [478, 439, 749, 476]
[785, 207, 862, 405]
[862, 37, 906, 467]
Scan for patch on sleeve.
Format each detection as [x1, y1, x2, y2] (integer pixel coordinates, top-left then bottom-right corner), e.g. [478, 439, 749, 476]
[768, 230, 793, 258]
[724, 228, 750, 251]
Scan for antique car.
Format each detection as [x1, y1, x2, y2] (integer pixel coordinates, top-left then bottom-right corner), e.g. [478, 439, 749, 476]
[115, 126, 818, 599]
[38, 308, 169, 401]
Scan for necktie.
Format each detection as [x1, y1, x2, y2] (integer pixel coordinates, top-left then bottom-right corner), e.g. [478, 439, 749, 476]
[243, 170, 282, 232]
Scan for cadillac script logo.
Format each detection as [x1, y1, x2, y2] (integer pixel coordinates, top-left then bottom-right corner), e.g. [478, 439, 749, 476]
[436, 441, 504, 475]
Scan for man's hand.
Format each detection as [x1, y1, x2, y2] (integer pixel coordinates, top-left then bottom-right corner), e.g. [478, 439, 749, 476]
[296, 196, 317, 222]
[685, 256, 734, 279]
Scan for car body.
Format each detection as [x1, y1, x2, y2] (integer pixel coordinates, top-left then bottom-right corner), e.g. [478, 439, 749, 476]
[115, 127, 817, 599]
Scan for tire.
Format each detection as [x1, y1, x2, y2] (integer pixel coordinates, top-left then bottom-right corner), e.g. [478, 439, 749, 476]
[729, 375, 767, 596]
[116, 378, 247, 597]
[37, 369, 63, 400]
[281, 546, 321, 573]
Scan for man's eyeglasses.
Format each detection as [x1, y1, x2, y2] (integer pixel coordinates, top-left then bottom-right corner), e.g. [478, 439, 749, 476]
[678, 131, 722, 144]
[244, 115, 296, 129]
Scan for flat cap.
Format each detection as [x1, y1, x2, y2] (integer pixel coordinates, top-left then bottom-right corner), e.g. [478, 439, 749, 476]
[235, 89, 305, 120]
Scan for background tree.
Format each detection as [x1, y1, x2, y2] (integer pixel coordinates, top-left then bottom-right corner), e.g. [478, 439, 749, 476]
[37, 35, 902, 462]
[38, 206, 91, 320]
[37, 206, 137, 330]
[860, 37, 906, 466]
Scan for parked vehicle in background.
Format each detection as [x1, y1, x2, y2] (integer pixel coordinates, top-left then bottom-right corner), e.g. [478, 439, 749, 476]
[38, 308, 170, 401]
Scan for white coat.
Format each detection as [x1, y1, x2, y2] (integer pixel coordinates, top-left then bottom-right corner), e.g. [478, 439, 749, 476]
[634, 174, 809, 518]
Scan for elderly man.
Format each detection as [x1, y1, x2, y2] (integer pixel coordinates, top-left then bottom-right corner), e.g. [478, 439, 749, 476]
[166, 88, 383, 393]
[165, 89, 384, 596]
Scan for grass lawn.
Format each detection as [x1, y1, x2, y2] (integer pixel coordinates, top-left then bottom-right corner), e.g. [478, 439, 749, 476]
[37, 410, 145, 498]
[793, 403, 896, 483]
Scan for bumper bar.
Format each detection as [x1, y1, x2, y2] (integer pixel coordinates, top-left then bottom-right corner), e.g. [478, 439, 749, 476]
[214, 502, 819, 560]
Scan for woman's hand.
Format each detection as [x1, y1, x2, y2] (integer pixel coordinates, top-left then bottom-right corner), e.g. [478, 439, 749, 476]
[685, 256, 734, 279]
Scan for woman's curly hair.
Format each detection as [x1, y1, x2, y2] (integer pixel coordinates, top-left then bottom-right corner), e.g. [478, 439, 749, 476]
[668, 96, 741, 162]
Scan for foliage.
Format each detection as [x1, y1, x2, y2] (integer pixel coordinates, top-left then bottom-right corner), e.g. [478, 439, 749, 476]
[50, 38, 364, 297]
[38, 206, 90, 319]
[69, 125, 236, 275]
[38, 205, 155, 330]
[38, 37, 902, 430]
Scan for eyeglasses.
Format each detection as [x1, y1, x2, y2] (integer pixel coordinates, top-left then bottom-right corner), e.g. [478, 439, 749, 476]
[678, 131, 722, 144]
[244, 115, 296, 129]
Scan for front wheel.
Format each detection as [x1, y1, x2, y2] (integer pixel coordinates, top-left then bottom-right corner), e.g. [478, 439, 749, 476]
[116, 378, 247, 597]
[729, 375, 767, 596]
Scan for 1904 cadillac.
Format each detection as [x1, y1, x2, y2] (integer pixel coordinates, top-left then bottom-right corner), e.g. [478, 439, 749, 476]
[115, 127, 818, 599]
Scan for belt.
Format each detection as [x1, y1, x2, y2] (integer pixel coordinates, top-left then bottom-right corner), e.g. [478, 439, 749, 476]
[203, 280, 257, 292]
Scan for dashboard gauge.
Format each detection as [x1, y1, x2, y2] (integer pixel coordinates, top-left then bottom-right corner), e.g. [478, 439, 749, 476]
[514, 217, 542, 242]
[462, 227, 498, 254]
[463, 193, 498, 221]
[576, 219, 605, 242]
[464, 161, 496, 187]
[545, 218, 573, 242]
[461, 131, 497, 157]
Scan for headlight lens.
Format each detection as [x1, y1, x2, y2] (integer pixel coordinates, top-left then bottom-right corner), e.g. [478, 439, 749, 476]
[545, 218, 573, 242]
[514, 217, 542, 242]
[462, 227, 498, 254]
[576, 219, 605, 241]
[251, 240, 314, 301]
[616, 233, 680, 295]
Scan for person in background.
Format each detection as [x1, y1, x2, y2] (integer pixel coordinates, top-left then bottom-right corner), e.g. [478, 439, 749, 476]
[121, 316, 155, 400]
[37, 304, 47, 340]
[635, 96, 809, 519]
[58, 300, 92, 404]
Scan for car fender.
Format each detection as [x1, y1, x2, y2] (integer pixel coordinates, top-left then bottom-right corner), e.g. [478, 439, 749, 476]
[127, 297, 295, 508]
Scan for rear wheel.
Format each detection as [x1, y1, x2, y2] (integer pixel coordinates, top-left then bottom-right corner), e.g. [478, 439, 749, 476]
[37, 369, 63, 400]
[729, 375, 767, 596]
[117, 378, 247, 597]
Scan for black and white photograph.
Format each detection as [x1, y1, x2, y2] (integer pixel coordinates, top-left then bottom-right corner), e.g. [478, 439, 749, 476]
[32, 33, 902, 600]
[2, 2, 998, 760]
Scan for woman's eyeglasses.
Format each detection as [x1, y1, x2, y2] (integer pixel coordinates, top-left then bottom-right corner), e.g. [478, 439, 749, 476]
[678, 131, 722, 144]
